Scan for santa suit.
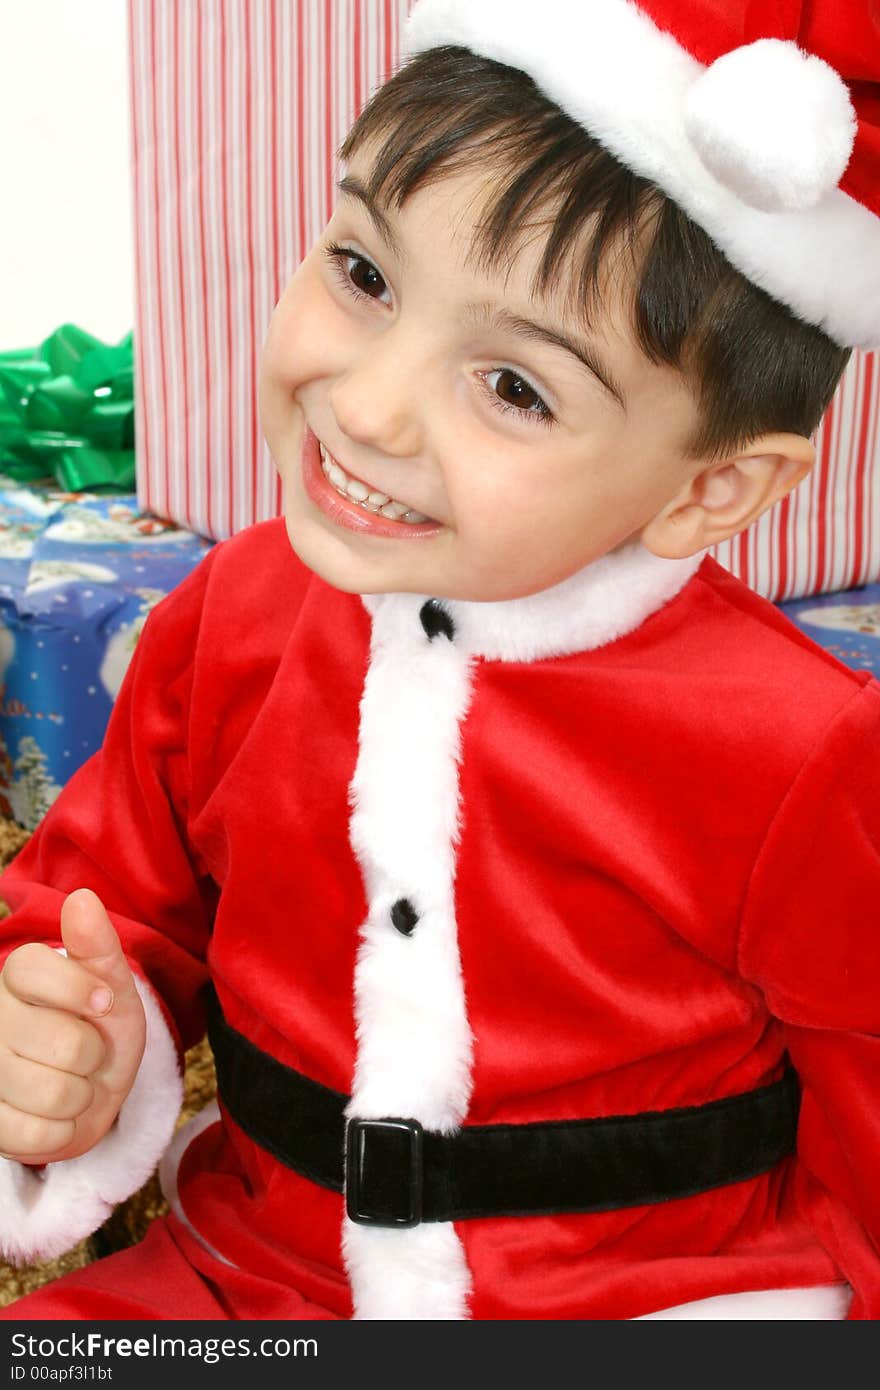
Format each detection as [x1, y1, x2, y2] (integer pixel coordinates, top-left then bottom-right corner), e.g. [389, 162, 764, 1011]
[0, 518, 877, 1320]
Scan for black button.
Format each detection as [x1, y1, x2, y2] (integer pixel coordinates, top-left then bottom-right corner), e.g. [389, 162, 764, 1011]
[419, 598, 455, 641]
[390, 897, 419, 935]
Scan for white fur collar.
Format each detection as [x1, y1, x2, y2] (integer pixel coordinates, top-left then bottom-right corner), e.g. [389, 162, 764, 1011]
[359, 542, 704, 662]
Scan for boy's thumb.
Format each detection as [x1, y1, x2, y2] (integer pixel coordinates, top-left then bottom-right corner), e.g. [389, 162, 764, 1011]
[60, 887, 137, 996]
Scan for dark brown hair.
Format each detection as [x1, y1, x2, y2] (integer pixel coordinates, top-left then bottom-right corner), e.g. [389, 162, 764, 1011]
[338, 45, 851, 461]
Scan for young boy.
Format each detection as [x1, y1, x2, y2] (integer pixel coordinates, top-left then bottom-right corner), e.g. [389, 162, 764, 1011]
[0, 0, 878, 1320]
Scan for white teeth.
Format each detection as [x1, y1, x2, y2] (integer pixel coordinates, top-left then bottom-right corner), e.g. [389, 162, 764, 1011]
[318, 438, 435, 525]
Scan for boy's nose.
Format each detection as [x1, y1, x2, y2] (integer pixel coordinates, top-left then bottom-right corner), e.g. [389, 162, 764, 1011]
[328, 352, 423, 460]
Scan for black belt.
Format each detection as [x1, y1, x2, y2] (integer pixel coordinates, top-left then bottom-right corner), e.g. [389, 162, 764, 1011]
[204, 983, 800, 1229]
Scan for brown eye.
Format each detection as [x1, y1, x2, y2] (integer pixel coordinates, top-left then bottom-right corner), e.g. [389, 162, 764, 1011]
[494, 369, 541, 411]
[348, 257, 386, 299]
[323, 243, 391, 306]
[481, 367, 555, 427]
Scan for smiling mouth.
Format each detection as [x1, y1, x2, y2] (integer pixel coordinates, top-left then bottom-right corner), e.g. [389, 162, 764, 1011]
[316, 440, 436, 525]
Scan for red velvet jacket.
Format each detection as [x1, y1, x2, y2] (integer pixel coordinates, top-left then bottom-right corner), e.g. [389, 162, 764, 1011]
[0, 519, 877, 1320]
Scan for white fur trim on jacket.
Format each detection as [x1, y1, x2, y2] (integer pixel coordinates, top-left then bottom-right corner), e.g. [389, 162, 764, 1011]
[360, 541, 703, 667]
[437, 543, 702, 663]
[404, 0, 880, 349]
[636, 1282, 852, 1319]
[345, 579, 477, 1318]
[158, 1101, 236, 1268]
[0, 974, 182, 1266]
[344, 542, 702, 1318]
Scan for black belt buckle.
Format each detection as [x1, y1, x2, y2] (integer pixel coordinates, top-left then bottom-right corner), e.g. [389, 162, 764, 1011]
[345, 1117, 424, 1227]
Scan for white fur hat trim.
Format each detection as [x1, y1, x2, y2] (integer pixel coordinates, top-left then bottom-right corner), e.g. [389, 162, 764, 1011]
[404, 0, 880, 348]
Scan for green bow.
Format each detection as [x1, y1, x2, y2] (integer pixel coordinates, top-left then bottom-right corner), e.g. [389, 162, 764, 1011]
[0, 324, 135, 492]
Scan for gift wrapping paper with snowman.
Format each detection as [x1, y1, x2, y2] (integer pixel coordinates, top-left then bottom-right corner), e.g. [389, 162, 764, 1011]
[0, 481, 213, 828]
[781, 583, 880, 677]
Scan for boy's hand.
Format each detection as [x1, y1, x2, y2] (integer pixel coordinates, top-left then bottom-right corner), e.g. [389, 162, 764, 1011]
[0, 888, 146, 1165]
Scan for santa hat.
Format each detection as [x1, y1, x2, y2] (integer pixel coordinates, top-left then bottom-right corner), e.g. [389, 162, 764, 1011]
[403, 0, 880, 350]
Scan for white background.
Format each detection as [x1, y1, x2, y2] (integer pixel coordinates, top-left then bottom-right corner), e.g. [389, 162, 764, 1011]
[0, 0, 134, 351]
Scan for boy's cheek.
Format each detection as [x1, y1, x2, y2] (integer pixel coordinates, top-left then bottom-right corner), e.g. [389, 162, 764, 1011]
[256, 353, 282, 430]
[263, 260, 324, 361]
[260, 302, 302, 383]
[257, 351, 302, 466]
[262, 290, 346, 403]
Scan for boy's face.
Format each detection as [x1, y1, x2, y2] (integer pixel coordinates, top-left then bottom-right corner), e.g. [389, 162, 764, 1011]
[259, 145, 709, 601]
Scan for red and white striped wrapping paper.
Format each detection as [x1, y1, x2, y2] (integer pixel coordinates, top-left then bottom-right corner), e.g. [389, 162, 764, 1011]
[128, 0, 880, 603]
[129, 0, 412, 545]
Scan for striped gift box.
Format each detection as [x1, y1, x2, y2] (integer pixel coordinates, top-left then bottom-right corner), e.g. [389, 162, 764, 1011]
[129, 0, 880, 602]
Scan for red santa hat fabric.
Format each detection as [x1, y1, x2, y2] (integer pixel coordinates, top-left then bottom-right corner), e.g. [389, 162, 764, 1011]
[403, 0, 880, 350]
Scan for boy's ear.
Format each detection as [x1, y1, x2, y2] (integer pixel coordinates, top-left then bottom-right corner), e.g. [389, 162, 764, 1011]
[640, 432, 816, 559]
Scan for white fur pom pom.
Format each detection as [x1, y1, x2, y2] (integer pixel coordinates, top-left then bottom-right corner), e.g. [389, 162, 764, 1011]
[684, 38, 856, 212]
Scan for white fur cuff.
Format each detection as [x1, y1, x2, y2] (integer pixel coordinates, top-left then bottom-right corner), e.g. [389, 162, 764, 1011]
[0, 975, 182, 1266]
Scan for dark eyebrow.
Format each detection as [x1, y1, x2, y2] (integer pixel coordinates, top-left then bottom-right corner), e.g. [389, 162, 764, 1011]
[337, 174, 625, 410]
[336, 175, 408, 267]
[464, 304, 626, 410]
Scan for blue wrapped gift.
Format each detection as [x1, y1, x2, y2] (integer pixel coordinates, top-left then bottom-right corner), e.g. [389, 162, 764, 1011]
[0, 477, 214, 829]
[779, 583, 880, 677]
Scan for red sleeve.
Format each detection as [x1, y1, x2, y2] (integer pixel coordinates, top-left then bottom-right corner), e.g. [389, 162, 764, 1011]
[0, 543, 221, 1058]
[738, 678, 880, 1320]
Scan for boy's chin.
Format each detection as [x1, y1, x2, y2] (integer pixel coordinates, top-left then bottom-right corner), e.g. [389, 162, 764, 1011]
[281, 516, 652, 603]
[280, 514, 417, 596]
